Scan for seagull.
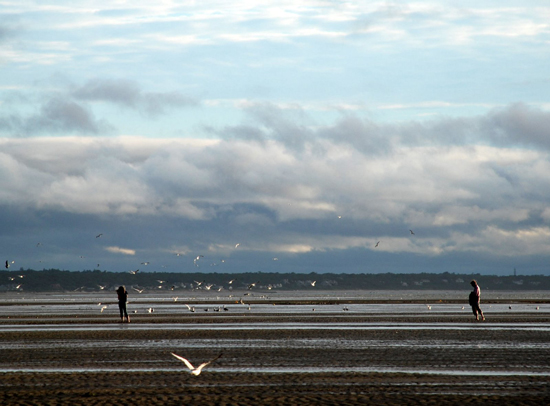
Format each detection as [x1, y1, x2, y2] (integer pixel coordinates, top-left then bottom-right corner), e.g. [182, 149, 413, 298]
[147, 308, 154, 313]
[310, 281, 316, 287]
[141, 262, 150, 265]
[96, 234, 103, 238]
[185, 304, 196, 313]
[133, 287, 144, 293]
[375, 241, 380, 248]
[228, 279, 236, 285]
[235, 243, 240, 248]
[409, 230, 415, 235]
[5, 260, 9, 269]
[129, 269, 139, 275]
[170, 352, 222, 376]
[100, 305, 108, 313]
[98, 285, 106, 290]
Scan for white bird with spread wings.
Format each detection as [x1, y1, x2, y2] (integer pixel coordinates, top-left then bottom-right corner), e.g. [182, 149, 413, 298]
[171, 352, 222, 376]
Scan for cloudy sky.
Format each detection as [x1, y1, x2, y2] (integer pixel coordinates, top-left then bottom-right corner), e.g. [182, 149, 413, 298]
[1, 1, 550, 276]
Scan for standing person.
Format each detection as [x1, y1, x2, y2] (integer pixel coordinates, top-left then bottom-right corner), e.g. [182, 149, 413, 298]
[116, 285, 130, 323]
[469, 280, 485, 321]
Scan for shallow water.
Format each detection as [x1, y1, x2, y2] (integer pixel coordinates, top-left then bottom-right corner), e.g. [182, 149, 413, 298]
[2, 290, 550, 378]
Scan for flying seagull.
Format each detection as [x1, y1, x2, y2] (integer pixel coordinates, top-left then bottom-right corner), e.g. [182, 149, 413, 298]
[375, 241, 380, 248]
[129, 269, 139, 275]
[96, 234, 103, 238]
[409, 230, 415, 235]
[170, 352, 223, 376]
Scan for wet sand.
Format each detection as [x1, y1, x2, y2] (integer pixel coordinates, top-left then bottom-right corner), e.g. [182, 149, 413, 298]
[1, 302, 550, 405]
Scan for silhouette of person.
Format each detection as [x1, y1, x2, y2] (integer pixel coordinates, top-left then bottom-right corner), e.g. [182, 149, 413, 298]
[116, 285, 130, 323]
[469, 280, 485, 321]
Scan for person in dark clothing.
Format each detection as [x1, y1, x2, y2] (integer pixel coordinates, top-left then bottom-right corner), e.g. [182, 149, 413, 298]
[116, 285, 130, 323]
[469, 280, 485, 321]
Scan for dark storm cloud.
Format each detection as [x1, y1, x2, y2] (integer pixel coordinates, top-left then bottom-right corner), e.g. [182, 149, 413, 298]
[481, 103, 550, 149]
[0, 97, 113, 136]
[318, 115, 393, 155]
[212, 102, 314, 153]
[72, 78, 199, 117]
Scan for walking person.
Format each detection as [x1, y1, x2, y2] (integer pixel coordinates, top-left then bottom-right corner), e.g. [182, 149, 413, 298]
[469, 280, 485, 321]
[116, 285, 130, 323]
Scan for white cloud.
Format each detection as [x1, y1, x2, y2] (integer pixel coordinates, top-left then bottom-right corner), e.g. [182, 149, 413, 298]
[105, 246, 136, 256]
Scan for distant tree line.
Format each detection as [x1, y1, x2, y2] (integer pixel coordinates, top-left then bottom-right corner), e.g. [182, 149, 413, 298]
[1, 269, 550, 292]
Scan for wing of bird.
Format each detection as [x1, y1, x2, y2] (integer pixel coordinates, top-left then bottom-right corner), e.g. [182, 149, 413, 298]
[171, 353, 196, 371]
[195, 353, 223, 374]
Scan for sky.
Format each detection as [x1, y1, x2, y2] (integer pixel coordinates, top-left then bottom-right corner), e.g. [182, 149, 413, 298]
[1, 1, 550, 276]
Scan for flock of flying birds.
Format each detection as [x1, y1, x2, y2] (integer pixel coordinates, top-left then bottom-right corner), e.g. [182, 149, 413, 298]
[5, 226, 417, 294]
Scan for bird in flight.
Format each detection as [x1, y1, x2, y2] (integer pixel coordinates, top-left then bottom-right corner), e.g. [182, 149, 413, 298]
[409, 230, 415, 235]
[133, 287, 144, 293]
[171, 352, 222, 376]
[129, 269, 139, 275]
[375, 241, 380, 248]
[96, 234, 103, 238]
[235, 243, 240, 248]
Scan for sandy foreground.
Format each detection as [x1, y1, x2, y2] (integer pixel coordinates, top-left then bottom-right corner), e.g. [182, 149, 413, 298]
[1, 298, 549, 405]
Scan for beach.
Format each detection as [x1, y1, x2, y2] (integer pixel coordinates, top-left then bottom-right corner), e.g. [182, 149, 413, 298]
[1, 291, 549, 405]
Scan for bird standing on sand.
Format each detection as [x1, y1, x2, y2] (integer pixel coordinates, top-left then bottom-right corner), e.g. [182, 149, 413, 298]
[171, 352, 222, 376]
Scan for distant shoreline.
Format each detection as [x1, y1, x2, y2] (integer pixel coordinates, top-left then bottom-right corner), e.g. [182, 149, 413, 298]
[2, 269, 550, 292]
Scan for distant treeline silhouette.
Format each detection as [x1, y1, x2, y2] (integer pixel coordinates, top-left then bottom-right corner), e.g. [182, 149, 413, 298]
[1, 269, 550, 292]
